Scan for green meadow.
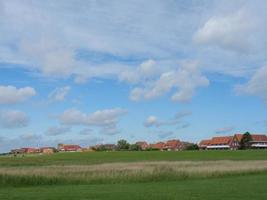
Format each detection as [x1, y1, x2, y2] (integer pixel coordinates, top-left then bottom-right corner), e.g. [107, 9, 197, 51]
[1, 150, 267, 199]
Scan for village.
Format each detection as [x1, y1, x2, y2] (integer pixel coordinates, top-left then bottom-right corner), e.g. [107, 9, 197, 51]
[8, 132, 267, 156]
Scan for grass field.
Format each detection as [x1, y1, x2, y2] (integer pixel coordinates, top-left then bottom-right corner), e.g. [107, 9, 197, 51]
[1, 150, 267, 199]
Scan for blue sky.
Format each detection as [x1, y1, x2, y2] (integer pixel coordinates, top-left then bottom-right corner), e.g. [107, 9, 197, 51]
[1, 0, 267, 152]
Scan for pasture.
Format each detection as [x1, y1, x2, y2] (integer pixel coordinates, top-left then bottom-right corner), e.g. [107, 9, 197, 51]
[1, 150, 267, 199]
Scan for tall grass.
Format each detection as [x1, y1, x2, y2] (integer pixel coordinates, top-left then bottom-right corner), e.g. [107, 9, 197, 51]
[1, 161, 267, 187]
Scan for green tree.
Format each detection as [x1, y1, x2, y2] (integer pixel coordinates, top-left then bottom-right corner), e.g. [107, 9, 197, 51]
[240, 132, 252, 150]
[129, 144, 141, 151]
[117, 139, 130, 151]
[185, 144, 199, 151]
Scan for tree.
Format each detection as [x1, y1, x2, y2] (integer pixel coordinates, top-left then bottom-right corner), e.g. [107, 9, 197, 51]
[117, 139, 130, 151]
[129, 144, 141, 151]
[240, 132, 252, 150]
[185, 144, 199, 151]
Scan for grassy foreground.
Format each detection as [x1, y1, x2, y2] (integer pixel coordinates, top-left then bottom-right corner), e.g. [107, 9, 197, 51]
[1, 151, 267, 199]
[1, 173, 267, 200]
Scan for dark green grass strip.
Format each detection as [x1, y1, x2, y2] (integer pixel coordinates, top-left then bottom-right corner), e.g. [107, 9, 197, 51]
[1, 173, 267, 200]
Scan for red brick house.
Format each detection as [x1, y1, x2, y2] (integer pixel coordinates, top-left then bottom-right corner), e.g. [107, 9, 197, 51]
[150, 142, 165, 150]
[163, 140, 182, 151]
[206, 136, 237, 150]
[21, 148, 40, 154]
[250, 134, 267, 148]
[199, 139, 211, 150]
[58, 144, 82, 152]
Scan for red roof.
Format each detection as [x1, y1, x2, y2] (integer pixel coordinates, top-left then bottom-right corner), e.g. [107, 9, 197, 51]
[251, 134, 267, 142]
[62, 145, 81, 151]
[234, 134, 243, 142]
[199, 139, 211, 146]
[150, 142, 165, 150]
[209, 136, 233, 145]
[164, 140, 181, 149]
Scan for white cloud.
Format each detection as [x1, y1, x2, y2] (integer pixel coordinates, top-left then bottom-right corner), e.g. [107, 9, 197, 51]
[130, 61, 209, 102]
[0, 85, 36, 104]
[58, 108, 127, 134]
[45, 126, 71, 136]
[48, 86, 70, 102]
[144, 111, 191, 128]
[236, 66, 267, 103]
[194, 9, 255, 53]
[0, 110, 29, 129]
[144, 116, 159, 127]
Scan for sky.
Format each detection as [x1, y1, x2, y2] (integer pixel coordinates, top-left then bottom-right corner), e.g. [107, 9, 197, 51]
[1, 0, 267, 152]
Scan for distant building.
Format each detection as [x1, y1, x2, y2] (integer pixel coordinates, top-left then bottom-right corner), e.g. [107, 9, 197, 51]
[199, 140, 211, 150]
[58, 144, 82, 152]
[250, 134, 267, 148]
[136, 141, 149, 150]
[163, 140, 182, 151]
[206, 136, 237, 150]
[21, 148, 40, 154]
[40, 147, 56, 154]
[150, 142, 165, 150]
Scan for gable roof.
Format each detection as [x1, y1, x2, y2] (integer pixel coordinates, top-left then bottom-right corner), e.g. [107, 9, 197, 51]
[234, 134, 243, 142]
[150, 142, 165, 149]
[164, 140, 181, 149]
[251, 134, 267, 142]
[209, 136, 233, 145]
[199, 139, 211, 146]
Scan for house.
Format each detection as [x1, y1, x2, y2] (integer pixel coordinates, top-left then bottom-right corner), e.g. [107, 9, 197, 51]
[10, 148, 26, 154]
[163, 140, 182, 151]
[199, 139, 211, 150]
[58, 144, 82, 152]
[206, 136, 238, 150]
[40, 147, 56, 154]
[250, 134, 267, 148]
[136, 141, 149, 150]
[21, 148, 40, 154]
[150, 142, 165, 150]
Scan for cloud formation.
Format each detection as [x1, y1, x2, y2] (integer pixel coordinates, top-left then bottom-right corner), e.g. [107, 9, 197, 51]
[57, 108, 127, 135]
[48, 86, 70, 102]
[236, 66, 267, 103]
[144, 111, 191, 128]
[0, 110, 29, 129]
[194, 9, 255, 53]
[45, 126, 71, 136]
[130, 61, 209, 102]
[0, 85, 36, 104]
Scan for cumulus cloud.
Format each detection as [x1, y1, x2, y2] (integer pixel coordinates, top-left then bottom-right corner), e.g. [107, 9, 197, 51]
[45, 126, 71, 136]
[235, 66, 267, 103]
[58, 108, 127, 126]
[0, 85, 36, 104]
[194, 9, 256, 53]
[144, 111, 191, 128]
[130, 61, 209, 102]
[57, 108, 127, 135]
[215, 126, 235, 134]
[48, 86, 70, 102]
[0, 110, 29, 129]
